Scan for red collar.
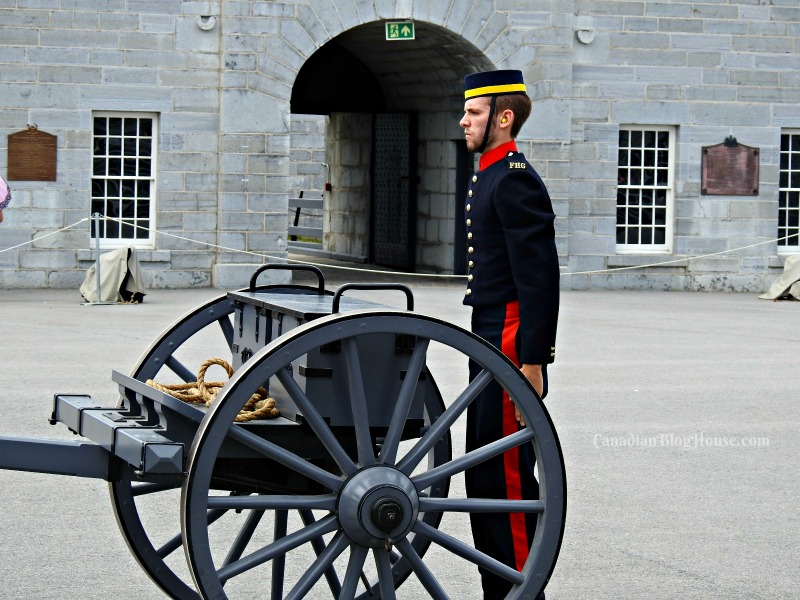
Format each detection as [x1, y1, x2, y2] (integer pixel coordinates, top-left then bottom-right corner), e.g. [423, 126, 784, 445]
[479, 141, 518, 171]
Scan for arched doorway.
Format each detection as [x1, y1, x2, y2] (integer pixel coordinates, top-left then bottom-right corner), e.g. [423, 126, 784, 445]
[290, 20, 492, 273]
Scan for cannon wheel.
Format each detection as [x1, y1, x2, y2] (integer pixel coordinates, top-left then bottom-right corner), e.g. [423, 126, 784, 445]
[182, 311, 566, 600]
[109, 288, 450, 600]
[112, 287, 330, 600]
[110, 292, 237, 600]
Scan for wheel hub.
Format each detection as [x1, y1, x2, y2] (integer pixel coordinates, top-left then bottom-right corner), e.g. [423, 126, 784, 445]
[338, 466, 419, 547]
[371, 496, 404, 532]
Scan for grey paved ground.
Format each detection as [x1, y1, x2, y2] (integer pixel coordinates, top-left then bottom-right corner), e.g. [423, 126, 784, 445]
[0, 266, 798, 599]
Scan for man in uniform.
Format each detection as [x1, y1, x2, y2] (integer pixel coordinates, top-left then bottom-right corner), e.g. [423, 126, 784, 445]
[459, 69, 559, 600]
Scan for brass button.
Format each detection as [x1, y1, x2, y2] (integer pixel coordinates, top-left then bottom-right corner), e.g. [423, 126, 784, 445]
[468, 246, 474, 254]
[466, 204, 471, 212]
[467, 274, 473, 282]
[467, 232, 472, 240]
[465, 288, 472, 296]
[468, 190, 473, 197]
[472, 175, 478, 182]
[468, 260, 474, 268]
[466, 219, 472, 226]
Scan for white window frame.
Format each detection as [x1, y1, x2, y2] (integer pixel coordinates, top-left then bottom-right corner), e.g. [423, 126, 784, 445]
[616, 125, 675, 254]
[778, 130, 800, 255]
[90, 111, 157, 249]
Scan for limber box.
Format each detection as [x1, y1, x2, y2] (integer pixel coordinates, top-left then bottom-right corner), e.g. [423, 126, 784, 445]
[227, 289, 430, 429]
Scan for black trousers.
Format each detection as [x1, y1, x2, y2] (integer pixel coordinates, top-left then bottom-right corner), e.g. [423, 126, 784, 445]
[466, 301, 547, 600]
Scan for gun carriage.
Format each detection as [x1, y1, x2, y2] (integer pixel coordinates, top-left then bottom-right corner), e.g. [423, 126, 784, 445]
[0, 264, 566, 600]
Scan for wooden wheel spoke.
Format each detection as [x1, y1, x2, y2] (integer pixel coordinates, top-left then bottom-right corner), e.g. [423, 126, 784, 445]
[372, 548, 398, 600]
[217, 514, 339, 583]
[276, 367, 357, 476]
[413, 428, 534, 490]
[157, 508, 226, 559]
[222, 509, 264, 567]
[343, 337, 375, 466]
[379, 337, 429, 465]
[418, 497, 544, 514]
[225, 425, 343, 492]
[395, 538, 450, 600]
[397, 368, 492, 475]
[412, 520, 524, 585]
[284, 532, 349, 600]
[338, 544, 368, 600]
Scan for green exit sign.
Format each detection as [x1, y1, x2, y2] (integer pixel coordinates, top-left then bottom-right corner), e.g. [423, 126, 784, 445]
[386, 21, 415, 41]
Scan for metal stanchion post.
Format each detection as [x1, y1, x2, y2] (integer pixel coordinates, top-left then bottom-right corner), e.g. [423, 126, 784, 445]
[94, 213, 102, 301]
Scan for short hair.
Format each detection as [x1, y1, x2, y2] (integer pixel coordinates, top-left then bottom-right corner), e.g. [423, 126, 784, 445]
[496, 93, 532, 138]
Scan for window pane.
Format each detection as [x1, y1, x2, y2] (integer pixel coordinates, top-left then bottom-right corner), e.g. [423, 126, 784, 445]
[91, 113, 156, 243]
[616, 128, 673, 250]
[136, 220, 150, 239]
[108, 137, 122, 156]
[138, 159, 151, 177]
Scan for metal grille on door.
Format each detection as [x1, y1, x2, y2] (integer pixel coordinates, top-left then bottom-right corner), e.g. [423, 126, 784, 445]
[372, 113, 415, 269]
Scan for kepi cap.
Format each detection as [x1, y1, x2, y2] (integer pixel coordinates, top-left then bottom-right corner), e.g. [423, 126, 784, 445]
[464, 69, 526, 100]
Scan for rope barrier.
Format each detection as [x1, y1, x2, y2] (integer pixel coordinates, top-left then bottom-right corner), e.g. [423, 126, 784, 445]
[0, 214, 797, 279]
[0, 217, 90, 253]
[146, 357, 280, 422]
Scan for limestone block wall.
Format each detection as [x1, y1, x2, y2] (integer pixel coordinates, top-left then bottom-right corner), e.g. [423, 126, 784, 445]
[563, 0, 800, 291]
[1, 0, 798, 291]
[325, 112, 372, 259]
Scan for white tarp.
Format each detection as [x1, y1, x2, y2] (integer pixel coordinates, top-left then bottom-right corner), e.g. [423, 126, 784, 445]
[759, 254, 800, 301]
[79, 246, 147, 303]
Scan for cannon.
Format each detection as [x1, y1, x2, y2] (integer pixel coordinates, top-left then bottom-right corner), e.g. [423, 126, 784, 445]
[0, 264, 566, 599]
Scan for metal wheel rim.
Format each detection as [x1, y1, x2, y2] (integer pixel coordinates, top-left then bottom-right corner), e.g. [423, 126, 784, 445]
[182, 311, 566, 600]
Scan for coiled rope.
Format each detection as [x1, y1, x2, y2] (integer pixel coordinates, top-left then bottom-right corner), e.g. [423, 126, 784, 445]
[146, 357, 280, 422]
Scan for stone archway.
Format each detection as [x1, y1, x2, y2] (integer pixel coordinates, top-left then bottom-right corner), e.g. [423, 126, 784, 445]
[289, 20, 493, 272]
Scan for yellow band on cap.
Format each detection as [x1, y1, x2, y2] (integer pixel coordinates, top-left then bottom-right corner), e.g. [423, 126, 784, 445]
[464, 83, 527, 99]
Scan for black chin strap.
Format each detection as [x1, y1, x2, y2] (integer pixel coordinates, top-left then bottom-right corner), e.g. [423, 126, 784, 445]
[478, 95, 497, 154]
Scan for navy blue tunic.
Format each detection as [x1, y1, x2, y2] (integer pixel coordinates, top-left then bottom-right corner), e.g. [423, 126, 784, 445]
[462, 146, 559, 365]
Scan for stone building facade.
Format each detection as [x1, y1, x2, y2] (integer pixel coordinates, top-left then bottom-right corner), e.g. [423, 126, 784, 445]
[1, 1, 799, 291]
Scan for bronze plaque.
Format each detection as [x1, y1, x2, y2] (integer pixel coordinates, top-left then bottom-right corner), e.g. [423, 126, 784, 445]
[701, 139, 759, 195]
[7, 125, 57, 181]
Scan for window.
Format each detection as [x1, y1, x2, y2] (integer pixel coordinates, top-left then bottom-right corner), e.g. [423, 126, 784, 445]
[616, 127, 675, 253]
[779, 132, 800, 254]
[91, 112, 156, 247]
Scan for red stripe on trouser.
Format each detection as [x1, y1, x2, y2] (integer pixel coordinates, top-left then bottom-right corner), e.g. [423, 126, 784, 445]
[500, 300, 529, 572]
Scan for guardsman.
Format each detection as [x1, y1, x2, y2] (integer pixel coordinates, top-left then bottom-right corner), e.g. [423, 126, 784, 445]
[459, 69, 559, 600]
